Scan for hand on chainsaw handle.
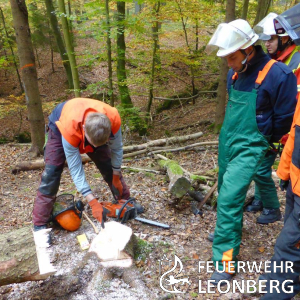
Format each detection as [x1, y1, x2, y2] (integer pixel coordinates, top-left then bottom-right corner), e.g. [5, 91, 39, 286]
[88, 199, 107, 228]
[112, 170, 123, 200]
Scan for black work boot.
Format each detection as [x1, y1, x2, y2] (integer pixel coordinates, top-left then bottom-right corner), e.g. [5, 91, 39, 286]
[256, 208, 281, 224]
[245, 199, 263, 212]
[210, 271, 234, 286]
[207, 233, 215, 242]
[33, 225, 52, 245]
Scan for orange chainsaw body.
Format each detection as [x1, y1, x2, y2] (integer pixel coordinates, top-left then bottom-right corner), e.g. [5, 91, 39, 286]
[100, 199, 134, 219]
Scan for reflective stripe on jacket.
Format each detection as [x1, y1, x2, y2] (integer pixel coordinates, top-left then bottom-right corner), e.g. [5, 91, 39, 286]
[55, 98, 121, 154]
[277, 45, 300, 196]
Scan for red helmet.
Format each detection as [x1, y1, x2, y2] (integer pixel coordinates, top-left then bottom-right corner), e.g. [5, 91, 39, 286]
[52, 194, 84, 231]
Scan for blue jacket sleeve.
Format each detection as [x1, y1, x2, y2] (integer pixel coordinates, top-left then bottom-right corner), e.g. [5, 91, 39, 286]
[108, 128, 123, 171]
[270, 68, 297, 143]
[62, 136, 92, 197]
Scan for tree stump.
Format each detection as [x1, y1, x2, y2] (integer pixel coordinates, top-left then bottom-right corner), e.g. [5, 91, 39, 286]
[89, 221, 137, 268]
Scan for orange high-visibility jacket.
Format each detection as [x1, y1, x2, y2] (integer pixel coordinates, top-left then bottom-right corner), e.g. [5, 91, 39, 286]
[277, 69, 300, 195]
[55, 98, 121, 154]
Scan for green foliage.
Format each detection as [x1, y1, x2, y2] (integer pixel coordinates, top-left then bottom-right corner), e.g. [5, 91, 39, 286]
[14, 131, 31, 143]
[273, 160, 279, 171]
[0, 137, 9, 144]
[134, 238, 153, 261]
[28, 1, 50, 47]
[117, 105, 148, 135]
[190, 174, 208, 183]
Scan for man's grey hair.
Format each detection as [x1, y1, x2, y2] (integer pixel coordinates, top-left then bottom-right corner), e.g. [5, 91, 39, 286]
[85, 113, 111, 146]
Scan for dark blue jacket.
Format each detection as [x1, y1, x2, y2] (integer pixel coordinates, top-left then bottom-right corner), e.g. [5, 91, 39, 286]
[227, 46, 297, 143]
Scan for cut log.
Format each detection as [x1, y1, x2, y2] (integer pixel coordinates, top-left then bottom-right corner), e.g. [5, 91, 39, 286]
[88, 221, 137, 268]
[0, 226, 55, 286]
[11, 154, 91, 174]
[158, 155, 191, 198]
[123, 131, 203, 153]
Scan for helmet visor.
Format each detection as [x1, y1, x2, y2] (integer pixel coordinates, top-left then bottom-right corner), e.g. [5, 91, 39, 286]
[206, 23, 251, 56]
[254, 12, 278, 38]
[275, 4, 300, 45]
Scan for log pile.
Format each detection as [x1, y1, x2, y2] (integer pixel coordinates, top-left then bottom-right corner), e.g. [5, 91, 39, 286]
[11, 131, 219, 174]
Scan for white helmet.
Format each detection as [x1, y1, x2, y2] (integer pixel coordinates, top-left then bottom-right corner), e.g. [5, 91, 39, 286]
[254, 12, 289, 40]
[207, 19, 259, 57]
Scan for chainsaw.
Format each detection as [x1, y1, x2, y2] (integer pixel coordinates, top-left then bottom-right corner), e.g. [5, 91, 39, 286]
[100, 197, 170, 229]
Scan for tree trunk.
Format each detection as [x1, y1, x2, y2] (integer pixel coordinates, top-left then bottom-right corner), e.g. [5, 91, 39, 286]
[0, 226, 54, 286]
[105, 0, 114, 106]
[48, 28, 55, 73]
[67, 0, 75, 51]
[57, 0, 80, 97]
[0, 6, 23, 93]
[34, 44, 41, 68]
[45, 0, 73, 88]
[213, 0, 235, 133]
[175, 0, 197, 102]
[225, 0, 235, 22]
[195, 18, 199, 51]
[116, 1, 133, 107]
[253, 0, 272, 25]
[147, 1, 161, 113]
[241, 0, 250, 19]
[134, 1, 144, 14]
[9, 0, 45, 156]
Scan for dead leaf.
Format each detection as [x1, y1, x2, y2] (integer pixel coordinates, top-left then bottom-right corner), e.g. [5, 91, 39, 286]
[192, 253, 199, 259]
[258, 247, 265, 253]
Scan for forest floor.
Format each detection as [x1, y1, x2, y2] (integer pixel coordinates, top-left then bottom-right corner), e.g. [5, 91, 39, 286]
[0, 37, 297, 300]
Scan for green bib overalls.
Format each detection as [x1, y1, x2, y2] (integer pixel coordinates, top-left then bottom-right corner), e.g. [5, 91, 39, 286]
[212, 60, 276, 272]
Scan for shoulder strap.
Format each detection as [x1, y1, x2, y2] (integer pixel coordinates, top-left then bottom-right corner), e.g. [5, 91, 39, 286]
[255, 59, 277, 87]
[232, 72, 238, 80]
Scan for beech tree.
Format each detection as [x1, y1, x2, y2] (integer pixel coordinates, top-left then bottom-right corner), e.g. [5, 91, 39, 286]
[105, 0, 114, 106]
[214, 0, 235, 133]
[253, 0, 272, 25]
[57, 0, 80, 97]
[241, 0, 250, 19]
[147, 1, 161, 113]
[45, 0, 73, 89]
[116, 1, 133, 108]
[9, 0, 45, 156]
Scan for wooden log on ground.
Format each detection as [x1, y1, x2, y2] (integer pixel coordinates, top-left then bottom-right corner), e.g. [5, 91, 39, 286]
[11, 154, 91, 174]
[123, 131, 203, 153]
[157, 155, 191, 198]
[11, 132, 204, 174]
[0, 226, 55, 286]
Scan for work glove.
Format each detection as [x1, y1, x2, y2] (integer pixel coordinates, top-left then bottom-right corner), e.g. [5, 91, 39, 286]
[112, 172, 123, 200]
[89, 199, 107, 228]
[279, 179, 289, 191]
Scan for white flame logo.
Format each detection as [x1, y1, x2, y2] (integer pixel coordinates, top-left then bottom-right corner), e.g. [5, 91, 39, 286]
[159, 255, 191, 294]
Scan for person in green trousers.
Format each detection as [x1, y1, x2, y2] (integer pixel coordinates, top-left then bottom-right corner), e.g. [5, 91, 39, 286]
[206, 19, 297, 284]
[245, 12, 300, 224]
